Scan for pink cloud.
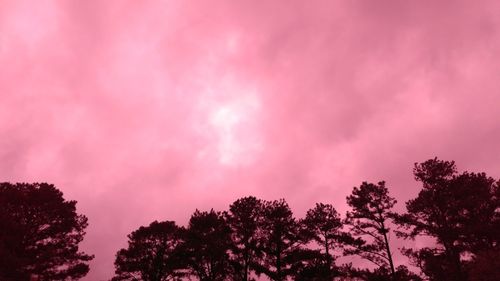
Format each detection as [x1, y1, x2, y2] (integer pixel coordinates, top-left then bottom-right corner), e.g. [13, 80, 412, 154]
[1, 0, 500, 279]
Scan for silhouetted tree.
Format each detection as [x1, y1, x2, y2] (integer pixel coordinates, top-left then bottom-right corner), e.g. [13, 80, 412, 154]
[255, 199, 304, 281]
[112, 220, 185, 281]
[400, 248, 453, 281]
[301, 203, 343, 278]
[350, 265, 422, 281]
[104, 157, 498, 280]
[392, 265, 424, 281]
[225, 196, 264, 281]
[290, 248, 339, 281]
[0, 182, 93, 281]
[344, 181, 397, 277]
[182, 209, 231, 281]
[466, 247, 500, 281]
[396, 158, 500, 281]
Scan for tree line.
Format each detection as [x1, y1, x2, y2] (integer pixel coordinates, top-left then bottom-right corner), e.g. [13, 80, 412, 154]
[0, 158, 498, 281]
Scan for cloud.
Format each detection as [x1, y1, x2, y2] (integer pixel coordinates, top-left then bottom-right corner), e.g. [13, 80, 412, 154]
[1, 0, 500, 279]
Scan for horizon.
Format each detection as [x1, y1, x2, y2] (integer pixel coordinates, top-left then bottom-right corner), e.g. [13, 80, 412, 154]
[1, 1, 500, 280]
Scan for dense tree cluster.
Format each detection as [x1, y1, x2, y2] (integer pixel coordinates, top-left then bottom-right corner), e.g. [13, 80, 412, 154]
[1, 158, 498, 281]
[0, 183, 93, 281]
[111, 159, 500, 281]
[396, 159, 500, 281]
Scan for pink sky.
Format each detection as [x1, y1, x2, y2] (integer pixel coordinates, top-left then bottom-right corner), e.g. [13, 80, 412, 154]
[1, 0, 500, 280]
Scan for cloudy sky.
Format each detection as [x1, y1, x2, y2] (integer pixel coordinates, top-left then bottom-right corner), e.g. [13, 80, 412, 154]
[1, 0, 500, 279]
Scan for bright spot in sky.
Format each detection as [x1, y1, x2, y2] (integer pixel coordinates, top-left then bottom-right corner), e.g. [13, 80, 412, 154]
[208, 93, 262, 166]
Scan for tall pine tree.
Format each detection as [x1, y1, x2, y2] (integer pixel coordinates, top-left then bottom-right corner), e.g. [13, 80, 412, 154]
[344, 181, 397, 277]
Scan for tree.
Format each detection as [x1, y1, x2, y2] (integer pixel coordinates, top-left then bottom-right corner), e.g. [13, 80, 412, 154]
[467, 247, 500, 281]
[344, 181, 397, 277]
[400, 248, 454, 281]
[301, 203, 343, 278]
[349, 265, 423, 281]
[396, 158, 500, 281]
[225, 196, 264, 281]
[290, 248, 338, 281]
[255, 199, 303, 281]
[0, 182, 93, 281]
[112, 221, 185, 281]
[182, 209, 232, 281]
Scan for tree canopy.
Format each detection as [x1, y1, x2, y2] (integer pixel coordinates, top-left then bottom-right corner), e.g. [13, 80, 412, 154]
[396, 158, 500, 281]
[113, 220, 184, 281]
[255, 199, 303, 281]
[182, 209, 232, 281]
[344, 181, 397, 276]
[3, 158, 499, 281]
[225, 196, 264, 281]
[300, 203, 343, 279]
[0, 182, 93, 281]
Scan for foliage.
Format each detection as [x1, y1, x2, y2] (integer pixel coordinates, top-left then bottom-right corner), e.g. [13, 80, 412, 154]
[0, 182, 93, 281]
[396, 158, 500, 281]
[466, 248, 500, 281]
[182, 209, 232, 281]
[301, 203, 343, 277]
[4, 158, 499, 281]
[225, 196, 264, 281]
[112, 221, 184, 281]
[344, 181, 397, 275]
[254, 199, 303, 281]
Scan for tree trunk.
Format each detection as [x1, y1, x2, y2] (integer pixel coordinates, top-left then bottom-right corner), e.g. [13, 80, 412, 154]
[381, 225, 396, 277]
